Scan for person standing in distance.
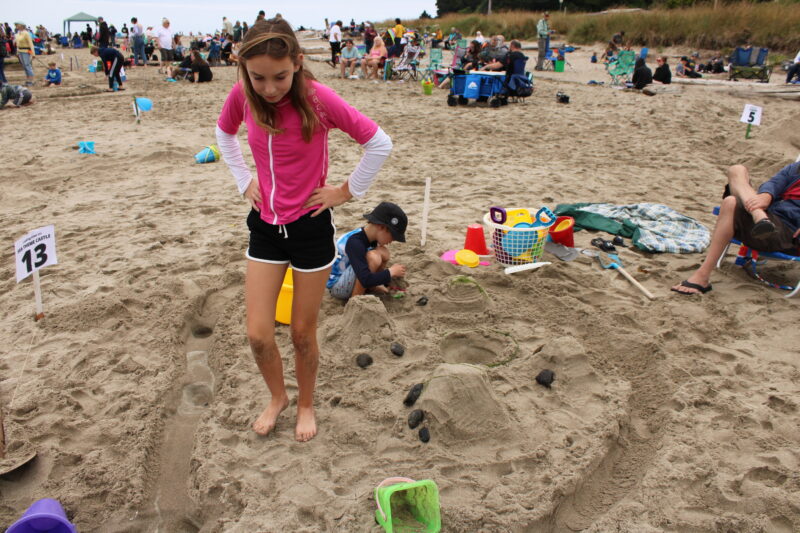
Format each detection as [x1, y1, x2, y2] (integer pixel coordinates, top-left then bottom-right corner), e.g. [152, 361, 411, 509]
[535, 12, 553, 71]
[155, 18, 174, 74]
[328, 20, 342, 67]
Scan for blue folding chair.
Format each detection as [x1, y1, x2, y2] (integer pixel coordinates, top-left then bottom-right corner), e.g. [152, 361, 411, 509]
[639, 47, 649, 60]
[713, 205, 800, 298]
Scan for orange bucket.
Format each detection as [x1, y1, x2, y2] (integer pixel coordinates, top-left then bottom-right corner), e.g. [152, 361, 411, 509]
[548, 216, 575, 247]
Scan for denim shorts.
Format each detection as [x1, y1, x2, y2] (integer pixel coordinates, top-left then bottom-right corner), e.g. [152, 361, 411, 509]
[328, 266, 356, 300]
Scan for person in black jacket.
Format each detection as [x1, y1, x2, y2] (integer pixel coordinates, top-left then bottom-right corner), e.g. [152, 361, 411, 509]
[97, 17, 110, 48]
[91, 45, 125, 90]
[652, 56, 671, 84]
[631, 57, 652, 90]
[189, 49, 213, 82]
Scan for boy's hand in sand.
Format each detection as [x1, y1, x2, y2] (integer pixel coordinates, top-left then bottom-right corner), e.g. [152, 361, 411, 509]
[389, 264, 406, 278]
[744, 193, 771, 212]
[244, 180, 262, 211]
[304, 183, 352, 217]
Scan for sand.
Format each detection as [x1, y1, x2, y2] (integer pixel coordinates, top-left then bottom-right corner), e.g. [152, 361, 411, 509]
[1, 36, 799, 532]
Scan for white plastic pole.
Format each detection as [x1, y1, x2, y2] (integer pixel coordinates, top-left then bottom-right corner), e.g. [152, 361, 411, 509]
[420, 177, 431, 247]
[32, 270, 44, 321]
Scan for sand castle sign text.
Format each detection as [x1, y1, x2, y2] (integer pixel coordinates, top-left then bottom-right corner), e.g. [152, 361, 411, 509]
[14, 225, 58, 283]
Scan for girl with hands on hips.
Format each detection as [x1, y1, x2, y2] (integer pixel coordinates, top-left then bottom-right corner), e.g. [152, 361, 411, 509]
[215, 17, 392, 442]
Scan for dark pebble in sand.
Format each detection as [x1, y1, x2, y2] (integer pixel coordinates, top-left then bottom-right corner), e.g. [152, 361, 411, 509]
[403, 383, 423, 407]
[419, 427, 430, 443]
[356, 353, 373, 368]
[390, 342, 405, 357]
[408, 409, 424, 429]
[536, 369, 555, 388]
[416, 296, 428, 306]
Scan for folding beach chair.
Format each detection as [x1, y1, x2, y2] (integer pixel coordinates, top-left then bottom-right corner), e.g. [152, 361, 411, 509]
[419, 47, 443, 82]
[713, 206, 800, 298]
[607, 50, 636, 85]
[391, 44, 423, 81]
[728, 46, 771, 83]
[504, 55, 533, 103]
[639, 47, 649, 61]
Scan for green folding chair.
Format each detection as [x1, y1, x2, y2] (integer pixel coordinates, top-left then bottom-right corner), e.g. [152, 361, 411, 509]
[607, 50, 636, 86]
[420, 47, 443, 82]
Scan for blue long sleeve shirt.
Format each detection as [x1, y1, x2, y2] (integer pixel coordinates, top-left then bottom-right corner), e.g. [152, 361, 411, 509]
[759, 162, 800, 233]
[45, 68, 61, 84]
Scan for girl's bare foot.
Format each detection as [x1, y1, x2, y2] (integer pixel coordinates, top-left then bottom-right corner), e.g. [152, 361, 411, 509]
[295, 406, 317, 442]
[252, 394, 289, 436]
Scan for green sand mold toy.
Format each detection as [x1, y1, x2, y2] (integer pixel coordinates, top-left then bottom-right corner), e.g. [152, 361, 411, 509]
[375, 477, 441, 533]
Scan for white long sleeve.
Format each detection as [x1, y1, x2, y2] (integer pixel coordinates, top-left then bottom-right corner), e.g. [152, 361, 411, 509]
[348, 127, 392, 198]
[215, 125, 253, 194]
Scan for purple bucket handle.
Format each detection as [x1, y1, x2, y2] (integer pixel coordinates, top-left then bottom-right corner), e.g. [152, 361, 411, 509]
[6, 498, 77, 533]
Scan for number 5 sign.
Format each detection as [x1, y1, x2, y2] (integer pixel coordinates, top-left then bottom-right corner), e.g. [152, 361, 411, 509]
[740, 104, 763, 126]
[15, 225, 58, 282]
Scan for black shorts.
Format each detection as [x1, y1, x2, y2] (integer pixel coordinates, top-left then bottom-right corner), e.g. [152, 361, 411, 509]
[246, 208, 337, 272]
[160, 48, 174, 61]
[733, 199, 797, 253]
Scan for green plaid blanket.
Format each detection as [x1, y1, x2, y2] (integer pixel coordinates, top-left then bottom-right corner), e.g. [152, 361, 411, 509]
[554, 202, 710, 253]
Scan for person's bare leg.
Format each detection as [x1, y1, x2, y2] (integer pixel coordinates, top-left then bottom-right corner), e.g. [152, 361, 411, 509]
[246, 260, 290, 435]
[290, 267, 330, 442]
[727, 164, 769, 223]
[672, 195, 736, 294]
[340, 59, 346, 78]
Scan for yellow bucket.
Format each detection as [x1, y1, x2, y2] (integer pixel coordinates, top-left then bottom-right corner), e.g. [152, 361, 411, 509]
[275, 268, 293, 325]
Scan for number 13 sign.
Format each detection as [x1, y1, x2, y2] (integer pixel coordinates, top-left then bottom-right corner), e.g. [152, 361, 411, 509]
[15, 225, 58, 283]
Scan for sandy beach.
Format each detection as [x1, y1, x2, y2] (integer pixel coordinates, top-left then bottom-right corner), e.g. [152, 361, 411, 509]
[1, 35, 799, 532]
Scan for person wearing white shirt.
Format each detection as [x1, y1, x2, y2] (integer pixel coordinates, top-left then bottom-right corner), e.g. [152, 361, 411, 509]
[155, 18, 174, 74]
[787, 49, 800, 84]
[329, 20, 342, 67]
[222, 17, 233, 38]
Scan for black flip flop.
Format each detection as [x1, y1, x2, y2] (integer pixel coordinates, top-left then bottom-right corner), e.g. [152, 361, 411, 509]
[671, 280, 712, 295]
[751, 218, 776, 237]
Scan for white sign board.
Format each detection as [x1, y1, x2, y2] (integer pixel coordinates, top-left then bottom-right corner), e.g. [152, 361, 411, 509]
[14, 225, 58, 283]
[740, 104, 763, 126]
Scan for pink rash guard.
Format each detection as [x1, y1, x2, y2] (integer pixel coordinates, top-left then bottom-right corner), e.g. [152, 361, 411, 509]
[217, 80, 379, 225]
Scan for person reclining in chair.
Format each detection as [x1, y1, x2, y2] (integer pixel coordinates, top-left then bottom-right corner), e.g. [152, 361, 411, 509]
[671, 162, 800, 295]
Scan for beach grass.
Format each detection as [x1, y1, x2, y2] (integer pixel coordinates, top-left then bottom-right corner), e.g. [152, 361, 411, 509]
[393, 2, 800, 53]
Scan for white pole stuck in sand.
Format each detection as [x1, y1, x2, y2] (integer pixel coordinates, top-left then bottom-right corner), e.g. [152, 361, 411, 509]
[420, 177, 431, 247]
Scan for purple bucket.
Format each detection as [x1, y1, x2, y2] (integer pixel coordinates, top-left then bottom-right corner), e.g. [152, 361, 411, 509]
[6, 498, 77, 533]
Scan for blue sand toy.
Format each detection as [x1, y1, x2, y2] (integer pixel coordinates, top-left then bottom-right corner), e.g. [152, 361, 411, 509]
[78, 141, 95, 154]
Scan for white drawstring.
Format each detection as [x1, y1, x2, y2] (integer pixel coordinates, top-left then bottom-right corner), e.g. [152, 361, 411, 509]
[278, 224, 289, 239]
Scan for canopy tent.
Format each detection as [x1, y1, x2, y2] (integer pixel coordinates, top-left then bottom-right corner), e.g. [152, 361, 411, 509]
[63, 12, 98, 37]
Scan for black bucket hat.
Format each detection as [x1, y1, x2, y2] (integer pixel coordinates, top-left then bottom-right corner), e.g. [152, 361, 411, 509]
[363, 202, 408, 242]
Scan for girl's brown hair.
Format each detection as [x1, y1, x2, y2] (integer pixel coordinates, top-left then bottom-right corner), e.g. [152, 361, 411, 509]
[238, 18, 318, 142]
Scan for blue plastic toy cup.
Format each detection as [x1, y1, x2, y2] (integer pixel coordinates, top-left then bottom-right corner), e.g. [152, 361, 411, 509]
[6, 498, 77, 533]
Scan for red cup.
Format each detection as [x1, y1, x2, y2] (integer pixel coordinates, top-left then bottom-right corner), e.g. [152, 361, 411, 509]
[464, 224, 489, 256]
[549, 216, 575, 247]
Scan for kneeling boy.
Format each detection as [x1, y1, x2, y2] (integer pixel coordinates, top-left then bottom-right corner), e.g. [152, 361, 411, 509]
[328, 202, 407, 300]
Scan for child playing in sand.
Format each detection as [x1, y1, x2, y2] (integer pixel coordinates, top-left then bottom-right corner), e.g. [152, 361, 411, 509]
[0, 84, 35, 109]
[44, 62, 62, 86]
[215, 17, 392, 442]
[327, 202, 407, 300]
